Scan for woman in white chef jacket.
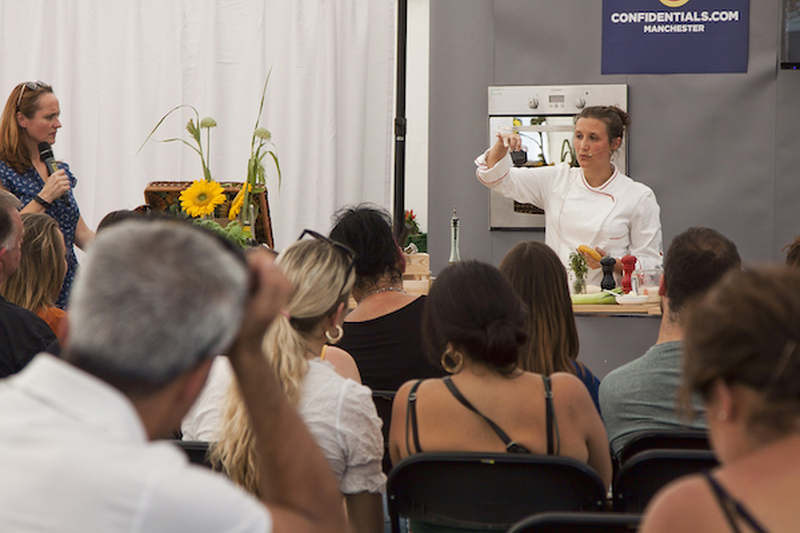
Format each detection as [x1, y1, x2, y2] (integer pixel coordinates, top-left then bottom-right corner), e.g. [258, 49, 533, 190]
[475, 105, 663, 289]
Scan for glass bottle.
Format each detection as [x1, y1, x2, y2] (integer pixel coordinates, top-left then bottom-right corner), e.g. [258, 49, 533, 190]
[449, 206, 461, 264]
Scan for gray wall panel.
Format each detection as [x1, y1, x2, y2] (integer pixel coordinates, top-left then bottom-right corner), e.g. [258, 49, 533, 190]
[427, 0, 796, 374]
[428, 0, 495, 268]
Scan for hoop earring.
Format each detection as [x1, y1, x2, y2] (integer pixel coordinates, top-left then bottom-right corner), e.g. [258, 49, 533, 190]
[325, 325, 344, 345]
[441, 349, 464, 374]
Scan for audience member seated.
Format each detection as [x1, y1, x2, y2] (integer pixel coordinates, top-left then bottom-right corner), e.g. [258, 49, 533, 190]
[600, 227, 741, 456]
[0, 191, 56, 377]
[96, 208, 148, 232]
[784, 235, 800, 269]
[0, 213, 68, 338]
[43, 208, 155, 357]
[640, 266, 800, 533]
[0, 219, 348, 533]
[330, 204, 444, 391]
[499, 240, 602, 412]
[207, 233, 385, 533]
[389, 261, 611, 533]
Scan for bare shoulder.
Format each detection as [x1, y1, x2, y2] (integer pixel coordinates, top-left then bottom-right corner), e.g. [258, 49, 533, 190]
[640, 474, 720, 533]
[549, 372, 593, 401]
[324, 346, 362, 384]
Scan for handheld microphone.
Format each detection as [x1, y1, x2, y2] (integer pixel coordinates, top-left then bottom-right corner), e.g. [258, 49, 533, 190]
[38, 142, 70, 207]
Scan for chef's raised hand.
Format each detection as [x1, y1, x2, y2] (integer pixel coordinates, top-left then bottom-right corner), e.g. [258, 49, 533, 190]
[580, 246, 603, 270]
[487, 132, 522, 167]
[585, 247, 623, 273]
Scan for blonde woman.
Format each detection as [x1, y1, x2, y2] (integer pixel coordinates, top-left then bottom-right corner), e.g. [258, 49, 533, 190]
[209, 231, 386, 533]
[0, 213, 67, 338]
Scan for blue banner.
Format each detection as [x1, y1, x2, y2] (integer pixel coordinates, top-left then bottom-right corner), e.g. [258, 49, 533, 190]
[602, 0, 749, 74]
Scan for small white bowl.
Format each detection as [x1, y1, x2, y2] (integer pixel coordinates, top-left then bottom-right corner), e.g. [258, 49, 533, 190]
[616, 294, 649, 305]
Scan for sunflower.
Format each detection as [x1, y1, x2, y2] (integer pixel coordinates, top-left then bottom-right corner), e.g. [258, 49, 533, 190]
[180, 180, 226, 218]
[228, 183, 252, 221]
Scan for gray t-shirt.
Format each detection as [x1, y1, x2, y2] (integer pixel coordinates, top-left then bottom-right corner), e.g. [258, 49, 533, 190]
[599, 340, 707, 456]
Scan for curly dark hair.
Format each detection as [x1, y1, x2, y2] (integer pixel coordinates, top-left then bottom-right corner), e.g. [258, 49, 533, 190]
[329, 204, 403, 289]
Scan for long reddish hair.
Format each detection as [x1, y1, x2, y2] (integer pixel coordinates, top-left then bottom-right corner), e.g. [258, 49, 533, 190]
[0, 82, 55, 174]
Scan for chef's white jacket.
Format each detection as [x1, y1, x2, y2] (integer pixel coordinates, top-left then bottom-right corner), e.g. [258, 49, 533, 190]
[476, 152, 663, 288]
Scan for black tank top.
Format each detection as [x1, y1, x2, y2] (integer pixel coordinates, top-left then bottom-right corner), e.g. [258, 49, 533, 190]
[405, 375, 559, 456]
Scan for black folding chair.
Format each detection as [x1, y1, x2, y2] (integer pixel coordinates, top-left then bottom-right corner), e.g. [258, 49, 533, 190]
[387, 452, 607, 533]
[508, 511, 641, 533]
[372, 390, 396, 475]
[616, 429, 710, 468]
[613, 449, 718, 512]
[171, 440, 214, 469]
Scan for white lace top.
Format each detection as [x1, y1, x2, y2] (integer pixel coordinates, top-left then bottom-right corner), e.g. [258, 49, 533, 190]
[182, 356, 386, 494]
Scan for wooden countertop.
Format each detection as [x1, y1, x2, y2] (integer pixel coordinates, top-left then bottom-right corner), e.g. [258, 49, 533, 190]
[573, 301, 661, 316]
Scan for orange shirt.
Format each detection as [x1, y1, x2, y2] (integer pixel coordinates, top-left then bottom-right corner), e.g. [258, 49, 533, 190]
[37, 306, 68, 340]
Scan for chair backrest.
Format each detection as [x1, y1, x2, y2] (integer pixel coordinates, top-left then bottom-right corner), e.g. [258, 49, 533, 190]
[387, 452, 607, 533]
[172, 440, 213, 469]
[372, 390, 396, 475]
[613, 449, 718, 512]
[617, 429, 710, 467]
[507, 511, 641, 533]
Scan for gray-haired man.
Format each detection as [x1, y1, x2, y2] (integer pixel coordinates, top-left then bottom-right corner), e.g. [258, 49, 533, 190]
[0, 219, 348, 533]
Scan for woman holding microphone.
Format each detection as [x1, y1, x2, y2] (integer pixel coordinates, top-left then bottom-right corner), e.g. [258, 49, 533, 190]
[476, 106, 662, 288]
[0, 81, 94, 307]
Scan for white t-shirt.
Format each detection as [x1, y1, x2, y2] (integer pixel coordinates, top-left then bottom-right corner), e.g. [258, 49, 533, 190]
[183, 356, 386, 494]
[0, 354, 271, 533]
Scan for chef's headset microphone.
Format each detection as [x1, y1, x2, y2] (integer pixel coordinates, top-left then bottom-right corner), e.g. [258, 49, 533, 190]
[38, 142, 70, 207]
[581, 148, 614, 158]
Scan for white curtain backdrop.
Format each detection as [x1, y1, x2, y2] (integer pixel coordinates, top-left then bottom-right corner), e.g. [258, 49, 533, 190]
[0, 0, 396, 249]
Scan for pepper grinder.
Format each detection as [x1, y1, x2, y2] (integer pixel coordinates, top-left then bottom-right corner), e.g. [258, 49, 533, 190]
[600, 256, 617, 291]
[620, 254, 638, 293]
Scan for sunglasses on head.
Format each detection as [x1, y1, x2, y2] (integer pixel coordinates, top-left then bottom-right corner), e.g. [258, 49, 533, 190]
[297, 229, 357, 297]
[16, 81, 50, 111]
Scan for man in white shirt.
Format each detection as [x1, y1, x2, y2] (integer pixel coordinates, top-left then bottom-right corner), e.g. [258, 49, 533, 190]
[0, 219, 348, 533]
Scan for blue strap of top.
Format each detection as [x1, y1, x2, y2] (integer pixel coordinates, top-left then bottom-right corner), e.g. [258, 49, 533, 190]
[703, 472, 770, 533]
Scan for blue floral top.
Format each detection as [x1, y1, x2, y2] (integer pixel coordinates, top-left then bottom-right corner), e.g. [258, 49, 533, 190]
[0, 160, 79, 309]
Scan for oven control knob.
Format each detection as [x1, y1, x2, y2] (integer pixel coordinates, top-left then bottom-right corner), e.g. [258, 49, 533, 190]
[575, 97, 586, 109]
[528, 98, 539, 109]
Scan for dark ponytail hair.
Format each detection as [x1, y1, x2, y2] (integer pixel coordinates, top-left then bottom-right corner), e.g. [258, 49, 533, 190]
[423, 261, 527, 375]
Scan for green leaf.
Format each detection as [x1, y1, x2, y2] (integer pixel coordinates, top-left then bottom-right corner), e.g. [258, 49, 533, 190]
[137, 103, 199, 154]
[268, 150, 282, 188]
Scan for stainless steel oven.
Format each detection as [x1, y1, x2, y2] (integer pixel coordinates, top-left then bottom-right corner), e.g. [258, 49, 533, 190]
[487, 84, 628, 229]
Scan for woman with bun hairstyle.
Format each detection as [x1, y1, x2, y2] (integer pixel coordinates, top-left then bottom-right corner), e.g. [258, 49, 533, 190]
[0, 213, 67, 338]
[499, 240, 601, 411]
[476, 106, 662, 288]
[389, 261, 611, 532]
[640, 267, 800, 533]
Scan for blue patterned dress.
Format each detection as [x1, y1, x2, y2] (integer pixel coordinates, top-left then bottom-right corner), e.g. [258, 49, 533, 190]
[0, 160, 79, 309]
